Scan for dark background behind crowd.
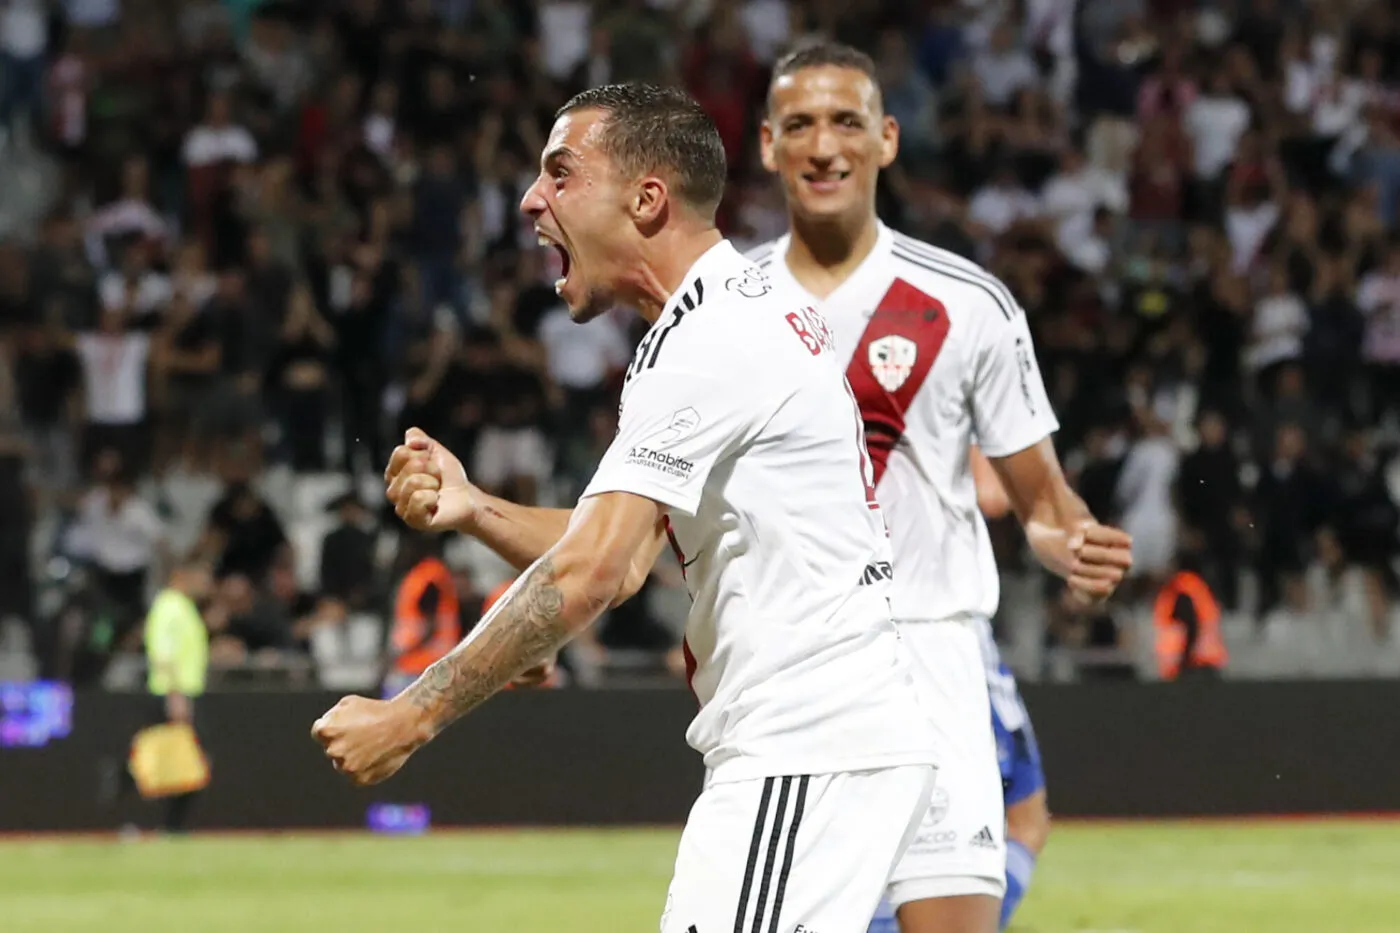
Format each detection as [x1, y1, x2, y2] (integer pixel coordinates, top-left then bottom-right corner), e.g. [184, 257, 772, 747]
[1, 0, 1399, 690]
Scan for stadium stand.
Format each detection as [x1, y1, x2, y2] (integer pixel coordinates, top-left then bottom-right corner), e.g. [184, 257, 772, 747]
[1, 0, 1399, 692]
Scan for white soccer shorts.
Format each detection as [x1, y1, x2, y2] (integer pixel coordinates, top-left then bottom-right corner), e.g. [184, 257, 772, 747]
[886, 619, 1007, 907]
[660, 765, 935, 933]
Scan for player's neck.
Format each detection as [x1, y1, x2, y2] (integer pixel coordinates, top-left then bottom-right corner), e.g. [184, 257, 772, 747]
[629, 227, 725, 323]
[784, 211, 880, 299]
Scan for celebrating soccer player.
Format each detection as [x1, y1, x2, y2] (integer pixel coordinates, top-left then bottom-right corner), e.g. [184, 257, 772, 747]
[315, 84, 942, 932]
[749, 41, 1134, 933]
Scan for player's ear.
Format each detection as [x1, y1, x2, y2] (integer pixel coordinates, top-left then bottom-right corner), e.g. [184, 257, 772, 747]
[632, 175, 668, 226]
[759, 120, 777, 173]
[878, 115, 899, 170]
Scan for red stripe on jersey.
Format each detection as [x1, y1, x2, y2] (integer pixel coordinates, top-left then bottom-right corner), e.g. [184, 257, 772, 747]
[843, 278, 950, 483]
[681, 637, 697, 698]
[664, 516, 686, 580]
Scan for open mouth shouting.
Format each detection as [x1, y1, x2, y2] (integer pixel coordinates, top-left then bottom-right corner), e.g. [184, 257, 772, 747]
[536, 229, 573, 297]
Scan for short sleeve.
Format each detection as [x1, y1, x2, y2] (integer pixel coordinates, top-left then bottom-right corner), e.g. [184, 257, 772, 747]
[582, 368, 755, 517]
[969, 311, 1059, 458]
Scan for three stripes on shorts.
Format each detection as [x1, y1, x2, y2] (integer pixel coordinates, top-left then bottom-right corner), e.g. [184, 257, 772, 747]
[734, 775, 811, 933]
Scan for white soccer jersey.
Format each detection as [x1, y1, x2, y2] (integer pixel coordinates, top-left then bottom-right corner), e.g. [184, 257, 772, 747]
[583, 240, 936, 783]
[752, 223, 1059, 622]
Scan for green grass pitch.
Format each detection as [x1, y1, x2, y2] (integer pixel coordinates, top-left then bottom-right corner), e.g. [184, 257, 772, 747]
[3, 821, 1398, 932]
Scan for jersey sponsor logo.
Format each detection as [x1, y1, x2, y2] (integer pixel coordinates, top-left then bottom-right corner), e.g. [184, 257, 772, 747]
[858, 560, 893, 585]
[646, 407, 701, 447]
[725, 267, 771, 298]
[969, 826, 998, 849]
[626, 446, 694, 478]
[925, 829, 958, 853]
[867, 334, 918, 392]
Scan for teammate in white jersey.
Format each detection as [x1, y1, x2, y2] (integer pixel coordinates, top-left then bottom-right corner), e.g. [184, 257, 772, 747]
[313, 83, 939, 933]
[751, 42, 1134, 933]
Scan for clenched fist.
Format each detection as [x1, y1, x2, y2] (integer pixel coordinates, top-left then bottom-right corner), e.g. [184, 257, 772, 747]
[1066, 521, 1134, 604]
[384, 428, 479, 532]
[311, 695, 433, 787]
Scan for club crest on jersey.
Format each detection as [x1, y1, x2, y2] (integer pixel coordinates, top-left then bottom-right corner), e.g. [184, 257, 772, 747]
[725, 267, 771, 298]
[868, 334, 919, 392]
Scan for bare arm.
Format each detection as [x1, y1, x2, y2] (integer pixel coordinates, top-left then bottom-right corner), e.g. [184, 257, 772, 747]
[969, 445, 1012, 520]
[987, 438, 1130, 597]
[399, 491, 663, 736]
[386, 431, 668, 603]
[464, 489, 668, 606]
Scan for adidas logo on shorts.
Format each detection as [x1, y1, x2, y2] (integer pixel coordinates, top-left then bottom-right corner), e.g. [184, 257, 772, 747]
[969, 826, 997, 849]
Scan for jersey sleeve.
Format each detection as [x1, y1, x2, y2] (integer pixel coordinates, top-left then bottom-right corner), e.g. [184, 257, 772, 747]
[581, 368, 756, 517]
[968, 309, 1059, 458]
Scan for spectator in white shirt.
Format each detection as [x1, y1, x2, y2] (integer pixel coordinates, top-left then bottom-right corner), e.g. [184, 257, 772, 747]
[1115, 399, 1180, 584]
[98, 239, 173, 323]
[242, 14, 310, 113]
[1223, 138, 1282, 274]
[968, 162, 1042, 237]
[1184, 69, 1251, 184]
[1040, 146, 1128, 243]
[362, 81, 399, 162]
[182, 91, 257, 168]
[972, 17, 1038, 109]
[538, 304, 631, 422]
[1355, 240, 1400, 426]
[738, 0, 790, 64]
[538, 0, 591, 80]
[1282, 31, 1367, 187]
[68, 456, 167, 643]
[72, 306, 151, 474]
[1060, 206, 1114, 276]
[1248, 261, 1310, 398]
[85, 155, 167, 269]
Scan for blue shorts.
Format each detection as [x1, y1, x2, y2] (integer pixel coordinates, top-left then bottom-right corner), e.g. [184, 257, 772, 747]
[979, 623, 1045, 807]
[992, 698, 1045, 806]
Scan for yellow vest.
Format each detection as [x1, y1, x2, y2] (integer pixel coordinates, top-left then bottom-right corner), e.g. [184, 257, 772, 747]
[144, 589, 209, 696]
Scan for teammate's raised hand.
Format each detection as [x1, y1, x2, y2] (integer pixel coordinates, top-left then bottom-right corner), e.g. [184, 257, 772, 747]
[1066, 521, 1133, 603]
[384, 428, 479, 532]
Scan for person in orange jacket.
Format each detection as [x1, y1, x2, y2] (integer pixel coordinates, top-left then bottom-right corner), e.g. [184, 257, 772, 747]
[1154, 538, 1228, 681]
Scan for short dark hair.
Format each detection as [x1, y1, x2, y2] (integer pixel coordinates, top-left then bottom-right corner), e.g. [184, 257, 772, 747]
[556, 83, 727, 218]
[768, 40, 882, 112]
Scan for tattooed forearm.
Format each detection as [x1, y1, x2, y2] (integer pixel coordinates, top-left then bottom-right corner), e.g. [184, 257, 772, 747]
[400, 556, 572, 733]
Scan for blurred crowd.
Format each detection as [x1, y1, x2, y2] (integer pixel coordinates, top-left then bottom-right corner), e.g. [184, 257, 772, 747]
[0, 0, 1398, 687]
